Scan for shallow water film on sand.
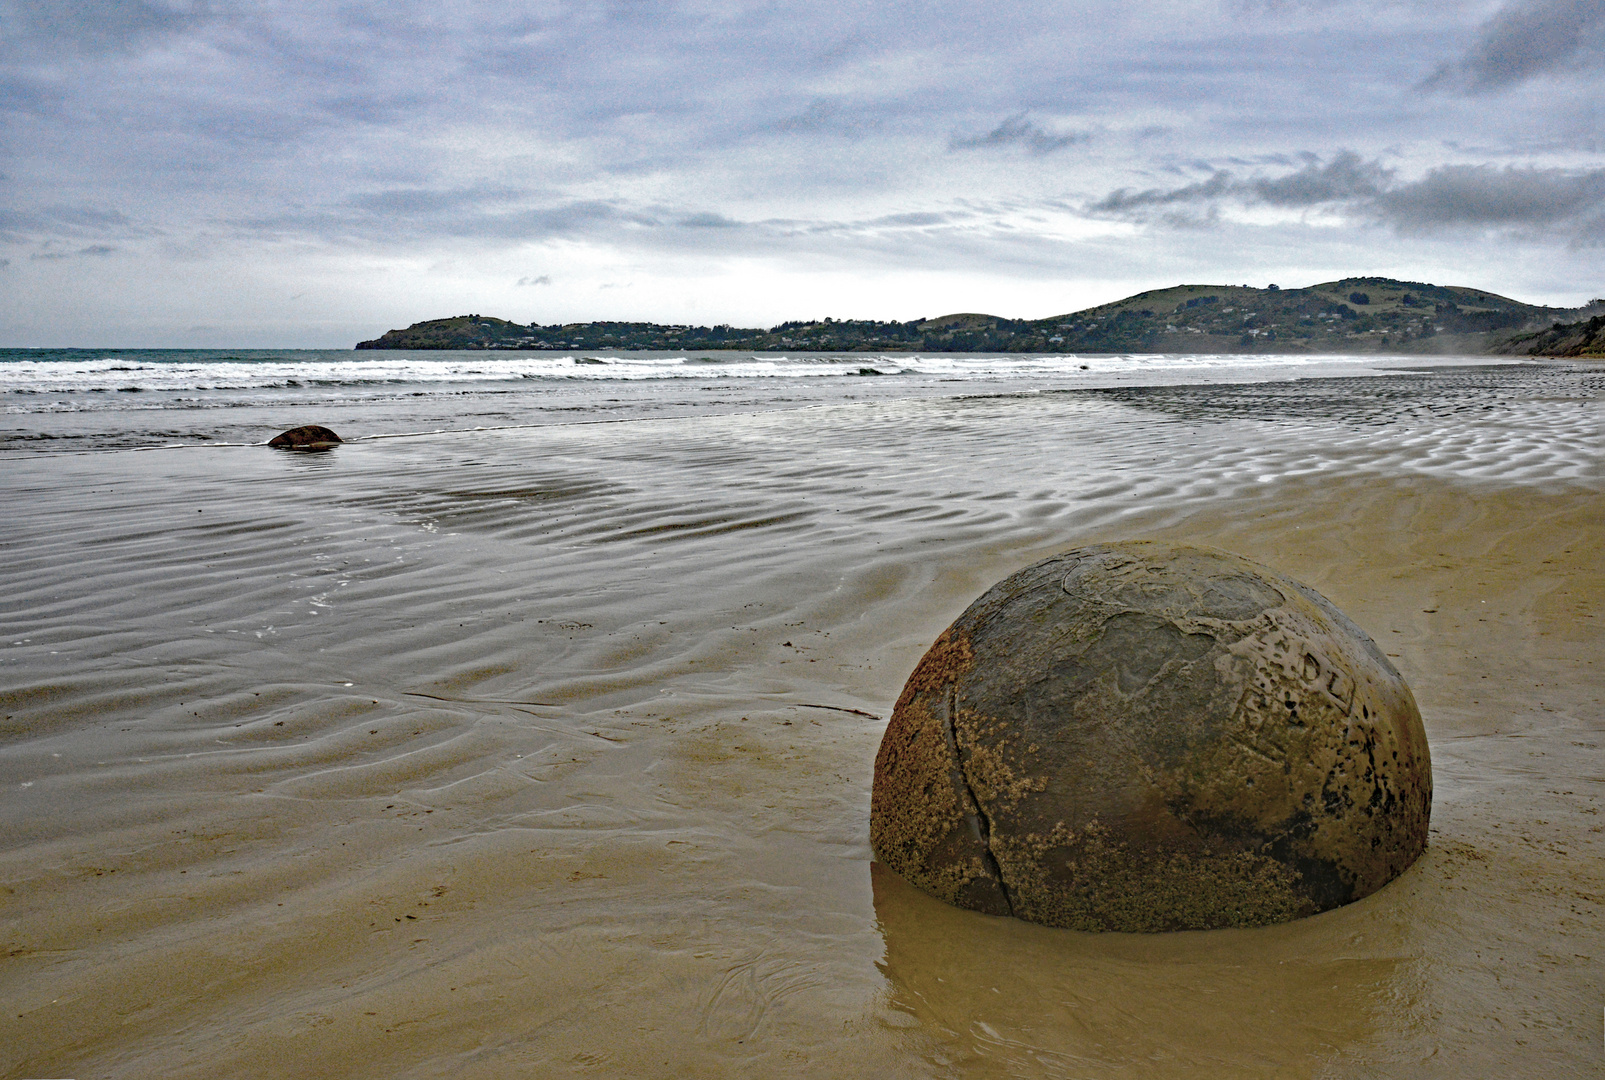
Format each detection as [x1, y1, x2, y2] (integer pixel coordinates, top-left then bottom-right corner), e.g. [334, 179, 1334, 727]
[0, 346, 1545, 451]
[1, 355, 1600, 1077]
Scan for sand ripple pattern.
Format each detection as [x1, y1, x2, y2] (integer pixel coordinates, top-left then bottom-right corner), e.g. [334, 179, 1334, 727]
[1, 363, 1596, 858]
[0, 361, 1599, 1078]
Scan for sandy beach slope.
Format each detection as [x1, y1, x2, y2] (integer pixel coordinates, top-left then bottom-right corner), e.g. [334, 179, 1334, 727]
[0, 362, 1600, 1078]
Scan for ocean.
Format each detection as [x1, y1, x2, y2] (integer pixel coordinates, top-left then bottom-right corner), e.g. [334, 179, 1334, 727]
[0, 347, 1549, 451]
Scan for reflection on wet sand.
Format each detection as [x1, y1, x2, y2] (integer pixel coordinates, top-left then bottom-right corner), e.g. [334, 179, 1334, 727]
[872, 861, 1417, 1075]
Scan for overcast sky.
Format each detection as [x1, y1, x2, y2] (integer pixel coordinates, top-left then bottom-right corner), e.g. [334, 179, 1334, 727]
[2, 0, 1603, 346]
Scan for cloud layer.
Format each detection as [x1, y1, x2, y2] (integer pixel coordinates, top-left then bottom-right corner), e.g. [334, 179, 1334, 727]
[1426, 0, 1605, 91]
[1, 0, 1602, 344]
[1088, 151, 1605, 243]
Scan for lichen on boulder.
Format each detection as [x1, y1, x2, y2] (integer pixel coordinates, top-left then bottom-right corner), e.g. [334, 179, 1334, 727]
[870, 541, 1432, 932]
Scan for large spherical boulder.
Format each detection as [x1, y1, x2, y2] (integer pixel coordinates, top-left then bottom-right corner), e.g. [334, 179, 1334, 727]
[870, 541, 1431, 932]
[268, 424, 343, 449]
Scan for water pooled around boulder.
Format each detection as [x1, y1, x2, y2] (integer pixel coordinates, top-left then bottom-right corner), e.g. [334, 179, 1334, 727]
[870, 541, 1431, 932]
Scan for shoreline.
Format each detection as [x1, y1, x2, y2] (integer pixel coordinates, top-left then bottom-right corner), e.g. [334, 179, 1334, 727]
[1, 354, 1590, 457]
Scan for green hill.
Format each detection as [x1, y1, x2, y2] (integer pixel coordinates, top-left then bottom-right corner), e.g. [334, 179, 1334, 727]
[1036, 277, 1570, 354]
[355, 278, 1598, 355]
[355, 314, 536, 350]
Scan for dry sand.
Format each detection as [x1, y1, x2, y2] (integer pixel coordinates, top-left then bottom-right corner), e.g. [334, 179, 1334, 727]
[0, 364, 1600, 1077]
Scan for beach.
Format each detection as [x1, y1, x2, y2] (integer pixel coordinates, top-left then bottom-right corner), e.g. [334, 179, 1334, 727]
[0, 354, 1600, 1077]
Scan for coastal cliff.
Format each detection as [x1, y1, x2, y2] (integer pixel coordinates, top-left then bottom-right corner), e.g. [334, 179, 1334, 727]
[1494, 313, 1605, 358]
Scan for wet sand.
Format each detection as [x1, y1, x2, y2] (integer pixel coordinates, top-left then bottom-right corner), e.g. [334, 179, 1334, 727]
[1, 364, 1600, 1077]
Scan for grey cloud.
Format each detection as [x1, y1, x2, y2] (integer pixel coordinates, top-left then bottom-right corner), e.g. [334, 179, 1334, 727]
[1092, 153, 1605, 242]
[316, 93, 432, 127]
[951, 113, 1086, 155]
[866, 212, 959, 227]
[162, 101, 330, 150]
[0, 75, 69, 116]
[46, 206, 133, 230]
[1094, 153, 1392, 216]
[237, 198, 638, 244]
[345, 186, 528, 216]
[1090, 170, 1234, 213]
[0, 206, 131, 230]
[678, 212, 741, 228]
[0, 205, 137, 244]
[1, 0, 215, 55]
[1372, 164, 1605, 233]
[517, 275, 552, 286]
[28, 243, 120, 259]
[1160, 206, 1222, 230]
[1247, 151, 1394, 206]
[243, 192, 1056, 269]
[1426, 0, 1605, 92]
[773, 100, 836, 133]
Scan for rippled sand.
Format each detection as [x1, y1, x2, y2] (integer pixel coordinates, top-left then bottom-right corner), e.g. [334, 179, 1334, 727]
[2, 364, 1600, 1077]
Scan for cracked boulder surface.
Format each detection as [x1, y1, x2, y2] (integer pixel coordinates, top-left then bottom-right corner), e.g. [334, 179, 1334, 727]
[870, 541, 1432, 932]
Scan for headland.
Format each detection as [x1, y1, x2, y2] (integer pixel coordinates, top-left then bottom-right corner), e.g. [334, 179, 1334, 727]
[355, 276, 1605, 356]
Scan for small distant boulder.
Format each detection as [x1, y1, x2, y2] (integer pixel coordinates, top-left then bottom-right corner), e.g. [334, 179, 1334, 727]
[268, 425, 343, 450]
